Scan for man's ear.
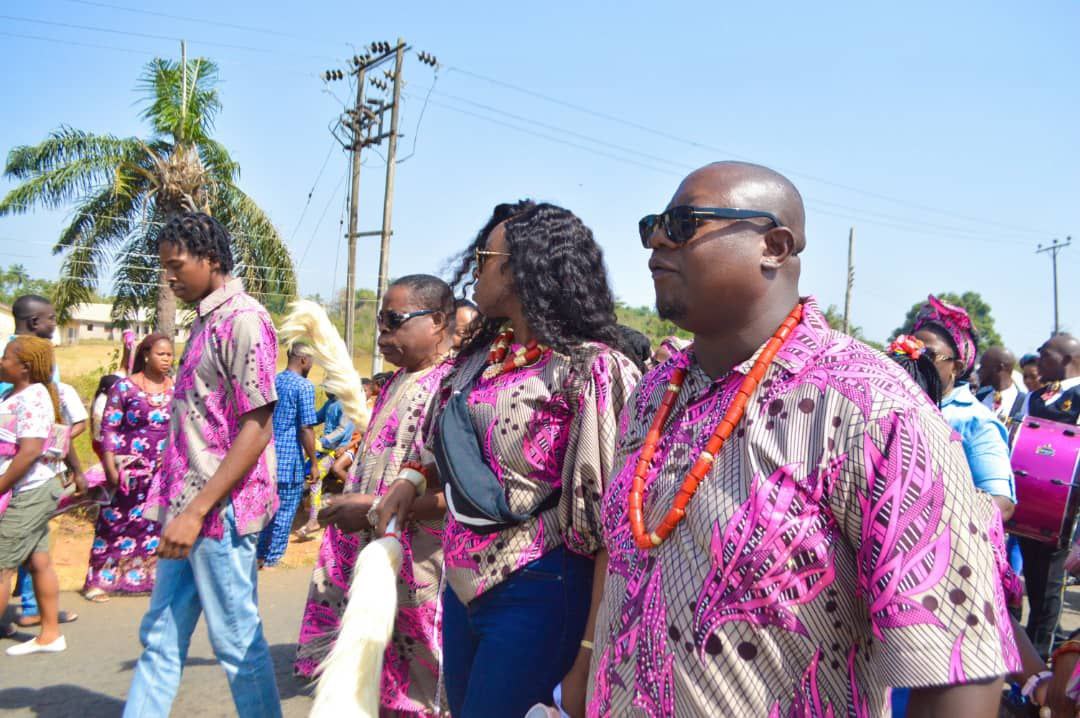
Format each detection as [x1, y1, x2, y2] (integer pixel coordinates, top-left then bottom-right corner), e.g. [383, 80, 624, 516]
[760, 226, 797, 270]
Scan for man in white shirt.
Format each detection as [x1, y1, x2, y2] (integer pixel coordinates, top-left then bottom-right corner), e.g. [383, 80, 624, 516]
[976, 346, 1026, 424]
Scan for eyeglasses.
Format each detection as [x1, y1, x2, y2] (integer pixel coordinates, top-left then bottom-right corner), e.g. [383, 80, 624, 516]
[474, 248, 511, 273]
[924, 347, 957, 364]
[638, 206, 783, 247]
[377, 309, 436, 331]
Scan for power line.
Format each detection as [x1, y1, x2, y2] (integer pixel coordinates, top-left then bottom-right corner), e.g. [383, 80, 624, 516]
[0, 13, 333, 60]
[0, 29, 155, 56]
[408, 94, 1042, 248]
[55, 0, 318, 42]
[298, 167, 349, 266]
[445, 65, 1058, 238]
[289, 138, 338, 242]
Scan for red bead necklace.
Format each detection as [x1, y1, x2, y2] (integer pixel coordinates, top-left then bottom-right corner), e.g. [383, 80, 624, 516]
[628, 303, 803, 550]
[483, 329, 548, 379]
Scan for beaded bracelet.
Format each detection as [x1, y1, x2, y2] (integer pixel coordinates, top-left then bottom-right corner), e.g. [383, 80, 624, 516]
[1022, 670, 1053, 700]
[1052, 640, 1080, 664]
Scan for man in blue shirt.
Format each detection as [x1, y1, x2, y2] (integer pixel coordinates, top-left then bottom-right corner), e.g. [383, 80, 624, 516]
[316, 392, 354, 453]
[256, 342, 318, 567]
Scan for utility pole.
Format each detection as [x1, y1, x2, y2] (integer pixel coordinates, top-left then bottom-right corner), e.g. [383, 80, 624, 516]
[370, 39, 406, 375]
[343, 65, 366, 355]
[324, 40, 437, 367]
[1037, 236, 1072, 334]
[842, 226, 855, 335]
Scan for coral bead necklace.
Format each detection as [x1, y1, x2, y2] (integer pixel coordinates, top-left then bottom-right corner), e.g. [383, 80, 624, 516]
[483, 328, 549, 379]
[628, 303, 803, 550]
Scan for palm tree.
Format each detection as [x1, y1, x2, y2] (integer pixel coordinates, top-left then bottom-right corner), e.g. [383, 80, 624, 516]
[0, 54, 296, 338]
[7, 264, 29, 289]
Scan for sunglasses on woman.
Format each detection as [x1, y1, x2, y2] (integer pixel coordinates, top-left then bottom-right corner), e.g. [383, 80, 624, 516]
[474, 247, 511, 273]
[377, 308, 436, 331]
[638, 206, 783, 247]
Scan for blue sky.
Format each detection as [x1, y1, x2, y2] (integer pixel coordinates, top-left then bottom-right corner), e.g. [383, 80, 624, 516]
[1, 0, 1077, 355]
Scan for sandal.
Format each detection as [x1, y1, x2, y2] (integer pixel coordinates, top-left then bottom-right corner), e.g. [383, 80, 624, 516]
[82, 589, 110, 603]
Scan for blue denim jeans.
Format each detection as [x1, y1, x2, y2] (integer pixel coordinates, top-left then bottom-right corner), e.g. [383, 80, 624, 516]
[16, 566, 37, 616]
[123, 504, 281, 718]
[442, 546, 593, 718]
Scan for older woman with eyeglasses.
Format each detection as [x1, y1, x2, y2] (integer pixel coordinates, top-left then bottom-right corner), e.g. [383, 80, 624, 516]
[294, 274, 456, 717]
[373, 201, 640, 717]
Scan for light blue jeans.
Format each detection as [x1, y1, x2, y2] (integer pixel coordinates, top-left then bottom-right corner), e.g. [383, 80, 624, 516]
[123, 504, 282, 718]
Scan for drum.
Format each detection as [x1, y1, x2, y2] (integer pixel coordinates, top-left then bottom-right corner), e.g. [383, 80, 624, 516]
[1007, 417, 1080, 548]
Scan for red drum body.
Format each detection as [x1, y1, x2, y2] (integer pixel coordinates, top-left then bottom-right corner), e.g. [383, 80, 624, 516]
[1007, 418, 1080, 548]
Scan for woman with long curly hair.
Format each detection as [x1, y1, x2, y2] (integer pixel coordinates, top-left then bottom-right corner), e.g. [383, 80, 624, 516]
[82, 333, 174, 601]
[374, 201, 641, 717]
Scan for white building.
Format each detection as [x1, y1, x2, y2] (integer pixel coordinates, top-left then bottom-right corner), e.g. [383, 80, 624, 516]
[60, 303, 191, 345]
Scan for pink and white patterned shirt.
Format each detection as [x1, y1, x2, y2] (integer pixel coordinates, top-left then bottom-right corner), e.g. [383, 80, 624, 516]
[145, 278, 279, 539]
[588, 298, 1019, 717]
[428, 343, 639, 604]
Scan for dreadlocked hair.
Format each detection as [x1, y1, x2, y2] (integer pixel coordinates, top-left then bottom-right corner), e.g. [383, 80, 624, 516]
[157, 212, 235, 274]
[9, 336, 61, 422]
[448, 201, 624, 361]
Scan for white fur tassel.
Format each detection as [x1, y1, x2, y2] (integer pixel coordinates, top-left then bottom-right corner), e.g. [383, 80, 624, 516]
[310, 519, 403, 718]
[278, 299, 370, 433]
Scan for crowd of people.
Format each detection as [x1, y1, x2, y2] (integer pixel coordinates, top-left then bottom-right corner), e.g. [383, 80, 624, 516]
[2, 162, 1080, 716]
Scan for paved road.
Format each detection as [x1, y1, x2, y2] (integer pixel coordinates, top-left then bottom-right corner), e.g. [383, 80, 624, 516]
[5, 567, 1080, 717]
[0, 567, 315, 717]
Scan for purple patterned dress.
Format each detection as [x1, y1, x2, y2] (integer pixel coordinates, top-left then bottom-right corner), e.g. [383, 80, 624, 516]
[83, 377, 172, 594]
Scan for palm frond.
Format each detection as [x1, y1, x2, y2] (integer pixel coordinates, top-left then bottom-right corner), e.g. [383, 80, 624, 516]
[111, 212, 163, 323]
[213, 185, 297, 312]
[0, 129, 144, 215]
[54, 170, 146, 251]
[197, 138, 239, 184]
[138, 57, 222, 143]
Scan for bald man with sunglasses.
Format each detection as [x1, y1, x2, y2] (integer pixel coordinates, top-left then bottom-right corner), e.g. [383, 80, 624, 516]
[567, 162, 1018, 718]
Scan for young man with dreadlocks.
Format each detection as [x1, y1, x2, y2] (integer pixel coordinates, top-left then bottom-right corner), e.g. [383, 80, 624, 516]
[124, 212, 282, 718]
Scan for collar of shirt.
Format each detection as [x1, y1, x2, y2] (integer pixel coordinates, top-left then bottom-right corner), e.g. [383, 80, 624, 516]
[942, 383, 977, 408]
[683, 296, 827, 386]
[197, 277, 245, 317]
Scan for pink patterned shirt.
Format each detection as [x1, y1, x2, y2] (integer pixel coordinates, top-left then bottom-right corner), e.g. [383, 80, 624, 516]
[588, 298, 1019, 717]
[145, 279, 279, 539]
[429, 343, 639, 604]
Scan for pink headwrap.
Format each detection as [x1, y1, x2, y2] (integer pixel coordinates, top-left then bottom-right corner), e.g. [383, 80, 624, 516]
[912, 295, 978, 375]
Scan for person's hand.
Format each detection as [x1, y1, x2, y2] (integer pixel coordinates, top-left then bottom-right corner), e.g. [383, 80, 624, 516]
[308, 466, 321, 486]
[560, 649, 591, 718]
[1047, 651, 1080, 717]
[373, 479, 418, 537]
[317, 494, 374, 532]
[157, 508, 205, 560]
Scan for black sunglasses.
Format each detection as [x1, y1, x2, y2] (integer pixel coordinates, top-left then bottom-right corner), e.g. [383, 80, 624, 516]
[638, 206, 783, 247]
[377, 308, 436, 331]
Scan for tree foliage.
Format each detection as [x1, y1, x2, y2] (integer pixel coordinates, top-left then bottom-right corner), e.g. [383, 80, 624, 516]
[0, 55, 296, 336]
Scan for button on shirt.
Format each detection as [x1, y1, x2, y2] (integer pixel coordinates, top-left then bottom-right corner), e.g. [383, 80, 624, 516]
[144, 279, 279, 538]
[941, 384, 1016, 503]
[273, 370, 317, 484]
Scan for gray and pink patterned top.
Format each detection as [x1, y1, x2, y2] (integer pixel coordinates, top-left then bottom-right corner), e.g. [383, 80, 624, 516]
[587, 298, 1019, 717]
[428, 342, 639, 604]
[145, 279, 279, 539]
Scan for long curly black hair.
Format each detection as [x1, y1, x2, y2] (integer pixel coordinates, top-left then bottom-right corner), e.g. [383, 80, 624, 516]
[448, 201, 623, 360]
